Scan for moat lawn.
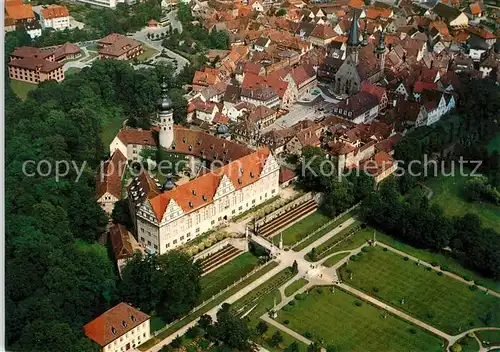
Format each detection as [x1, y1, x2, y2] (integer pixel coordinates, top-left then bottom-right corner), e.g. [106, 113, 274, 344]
[338, 247, 500, 335]
[277, 287, 444, 352]
[425, 172, 499, 230]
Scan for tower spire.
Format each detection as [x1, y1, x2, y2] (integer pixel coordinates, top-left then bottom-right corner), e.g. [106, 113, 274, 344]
[361, 17, 368, 46]
[158, 78, 174, 149]
[347, 10, 360, 65]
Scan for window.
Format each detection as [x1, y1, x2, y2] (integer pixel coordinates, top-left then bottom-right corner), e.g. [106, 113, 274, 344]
[232, 210, 236, 214]
[196, 228, 200, 233]
[140, 237, 145, 242]
[180, 236, 184, 241]
[173, 239, 177, 244]
[147, 241, 151, 245]
[166, 243, 170, 248]
[211, 220, 215, 225]
[154, 244, 158, 249]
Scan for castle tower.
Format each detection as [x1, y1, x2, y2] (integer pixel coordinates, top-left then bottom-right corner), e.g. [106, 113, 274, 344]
[158, 81, 174, 149]
[375, 30, 387, 74]
[346, 11, 361, 65]
[361, 18, 368, 47]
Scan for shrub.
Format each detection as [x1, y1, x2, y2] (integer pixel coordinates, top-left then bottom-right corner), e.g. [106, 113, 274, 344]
[198, 339, 210, 349]
[408, 328, 417, 335]
[403, 256, 409, 261]
[305, 331, 313, 339]
[463, 276, 471, 282]
[437, 271, 443, 276]
[186, 326, 201, 339]
[440, 265, 449, 272]
[383, 247, 388, 252]
[354, 300, 362, 307]
[191, 246, 199, 255]
[204, 239, 213, 248]
[288, 300, 295, 306]
[350, 255, 358, 261]
[187, 347, 197, 352]
[282, 306, 290, 312]
[426, 267, 432, 271]
[284, 319, 290, 325]
[198, 243, 205, 251]
[295, 293, 306, 301]
[170, 336, 183, 348]
[345, 268, 352, 274]
[474, 280, 483, 286]
[373, 287, 379, 293]
[431, 261, 438, 267]
[357, 252, 363, 257]
[469, 285, 478, 292]
[215, 232, 224, 241]
[361, 247, 369, 252]
[427, 313, 434, 319]
[316, 288, 323, 294]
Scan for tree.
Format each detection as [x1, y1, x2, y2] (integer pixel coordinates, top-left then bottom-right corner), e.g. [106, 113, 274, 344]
[307, 342, 322, 352]
[198, 314, 213, 330]
[276, 8, 287, 16]
[170, 336, 183, 348]
[292, 260, 299, 273]
[285, 341, 301, 352]
[310, 247, 317, 261]
[451, 343, 462, 352]
[326, 344, 337, 352]
[270, 331, 284, 347]
[210, 305, 250, 350]
[256, 321, 269, 335]
[111, 199, 134, 230]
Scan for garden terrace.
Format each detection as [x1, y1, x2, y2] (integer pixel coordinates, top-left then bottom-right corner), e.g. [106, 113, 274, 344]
[338, 246, 500, 335]
[257, 199, 318, 238]
[199, 245, 243, 274]
[277, 286, 445, 351]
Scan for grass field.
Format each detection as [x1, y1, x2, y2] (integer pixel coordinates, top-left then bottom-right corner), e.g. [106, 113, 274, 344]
[139, 261, 279, 350]
[200, 252, 260, 301]
[277, 287, 445, 351]
[279, 211, 331, 246]
[456, 334, 481, 352]
[306, 221, 363, 260]
[477, 330, 500, 344]
[100, 116, 124, 147]
[137, 44, 159, 61]
[339, 247, 500, 335]
[65, 67, 82, 75]
[9, 80, 37, 99]
[292, 208, 358, 251]
[322, 252, 350, 267]
[284, 278, 309, 297]
[425, 172, 499, 230]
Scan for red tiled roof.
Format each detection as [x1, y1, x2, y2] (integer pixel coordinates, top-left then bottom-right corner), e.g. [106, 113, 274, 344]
[469, 2, 482, 15]
[248, 105, 276, 122]
[413, 81, 437, 93]
[360, 82, 386, 104]
[213, 112, 229, 124]
[8, 57, 63, 72]
[116, 129, 155, 146]
[96, 149, 127, 199]
[41, 5, 69, 19]
[84, 303, 150, 347]
[148, 148, 271, 220]
[467, 26, 496, 40]
[310, 24, 336, 39]
[279, 166, 296, 183]
[98, 34, 142, 57]
[5, 4, 35, 20]
[109, 224, 134, 260]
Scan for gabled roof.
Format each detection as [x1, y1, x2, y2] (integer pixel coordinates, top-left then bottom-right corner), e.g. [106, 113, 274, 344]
[41, 5, 69, 19]
[109, 224, 134, 260]
[96, 150, 127, 200]
[432, 3, 463, 22]
[84, 303, 150, 347]
[248, 105, 276, 122]
[115, 129, 155, 146]
[360, 82, 386, 104]
[149, 148, 271, 220]
[5, 4, 35, 20]
[310, 24, 336, 39]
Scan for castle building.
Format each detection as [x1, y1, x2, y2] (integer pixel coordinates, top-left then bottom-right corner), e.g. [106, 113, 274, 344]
[127, 83, 281, 254]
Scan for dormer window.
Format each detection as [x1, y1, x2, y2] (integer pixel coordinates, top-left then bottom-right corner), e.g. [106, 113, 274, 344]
[182, 137, 186, 143]
[197, 139, 202, 145]
[192, 189, 196, 195]
[189, 145, 192, 151]
[131, 315, 136, 322]
[250, 172, 254, 178]
[240, 167, 244, 175]
[122, 320, 127, 328]
[210, 144, 214, 150]
[111, 327, 117, 335]
[189, 201, 193, 208]
[172, 143, 176, 150]
[238, 179, 242, 185]
[202, 195, 207, 201]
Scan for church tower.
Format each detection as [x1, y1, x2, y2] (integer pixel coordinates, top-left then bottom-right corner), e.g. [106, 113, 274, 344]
[346, 11, 361, 65]
[375, 30, 387, 74]
[158, 81, 174, 149]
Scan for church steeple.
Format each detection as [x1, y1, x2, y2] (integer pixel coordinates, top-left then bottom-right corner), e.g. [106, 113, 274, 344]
[158, 79, 174, 149]
[347, 11, 360, 65]
[361, 18, 368, 46]
[375, 29, 387, 74]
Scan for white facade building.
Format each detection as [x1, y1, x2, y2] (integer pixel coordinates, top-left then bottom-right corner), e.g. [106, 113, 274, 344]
[84, 303, 151, 352]
[74, 0, 126, 9]
[35, 5, 70, 30]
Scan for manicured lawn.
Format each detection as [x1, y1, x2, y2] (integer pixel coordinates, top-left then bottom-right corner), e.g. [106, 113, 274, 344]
[200, 252, 260, 301]
[374, 231, 500, 293]
[254, 323, 309, 352]
[9, 80, 37, 99]
[292, 208, 359, 251]
[322, 252, 349, 268]
[277, 287, 445, 351]
[477, 330, 500, 344]
[137, 44, 159, 61]
[277, 211, 331, 246]
[81, 51, 99, 62]
[306, 221, 363, 260]
[425, 172, 499, 230]
[456, 334, 480, 352]
[231, 267, 295, 315]
[284, 278, 309, 297]
[139, 261, 279, 351]
[338, 247, 500, 335]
